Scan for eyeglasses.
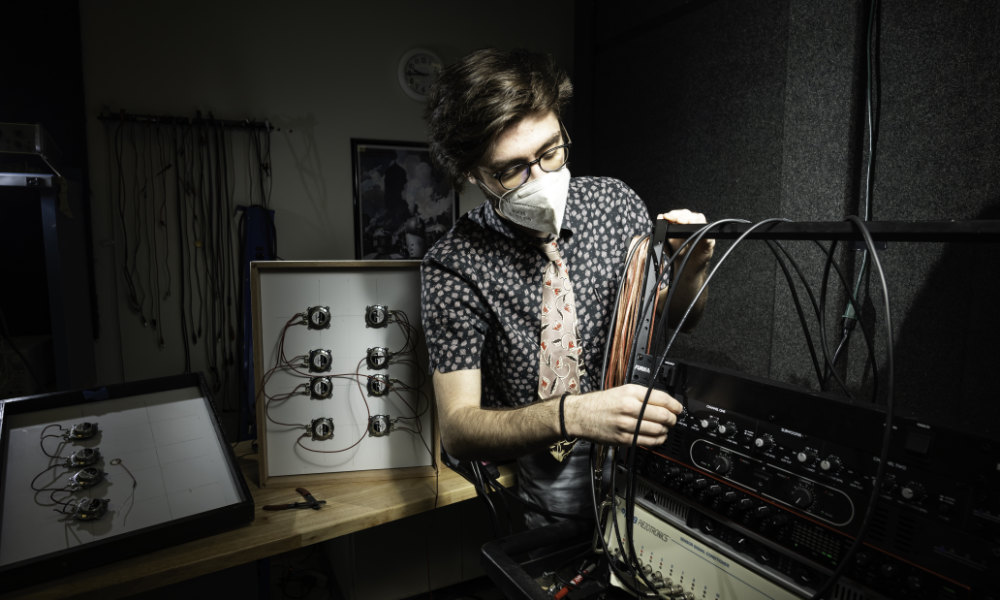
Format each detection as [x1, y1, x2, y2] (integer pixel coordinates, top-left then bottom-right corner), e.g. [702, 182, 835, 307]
[490, 125, 572, 191]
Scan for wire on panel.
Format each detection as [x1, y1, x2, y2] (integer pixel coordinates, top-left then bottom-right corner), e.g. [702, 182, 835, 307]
[259, 305, 433, 461]
[28, 422, 111, 523]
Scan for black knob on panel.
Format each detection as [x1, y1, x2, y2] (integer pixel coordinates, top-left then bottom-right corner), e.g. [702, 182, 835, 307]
[789, 486, 815, 509]
[819, 455, 843, 473]
[699, 416, 719, 431]
[717, 420, 738, 437]
[754, 434, 775, 451]
[900, 481, 926, 502]
[795, 448, 818, 466]
[710, 454, 732, 475]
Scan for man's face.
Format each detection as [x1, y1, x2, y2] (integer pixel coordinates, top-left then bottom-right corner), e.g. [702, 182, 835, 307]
[474, 111, 564, 198]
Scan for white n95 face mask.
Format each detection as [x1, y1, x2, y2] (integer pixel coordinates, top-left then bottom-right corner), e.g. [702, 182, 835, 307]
[481, 168, 571, 237]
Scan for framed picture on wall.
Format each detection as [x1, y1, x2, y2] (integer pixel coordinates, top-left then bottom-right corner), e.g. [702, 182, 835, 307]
[351, 139, 458, 260]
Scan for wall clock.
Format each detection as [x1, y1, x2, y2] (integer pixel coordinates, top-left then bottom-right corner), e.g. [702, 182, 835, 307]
[397, 48, 443, 101]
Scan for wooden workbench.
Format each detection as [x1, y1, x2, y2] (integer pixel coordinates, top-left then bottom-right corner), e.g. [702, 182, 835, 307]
[3, 441, 513, 599]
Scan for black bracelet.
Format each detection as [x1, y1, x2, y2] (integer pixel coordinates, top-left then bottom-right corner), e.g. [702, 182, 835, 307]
[559, 392, 571, 439]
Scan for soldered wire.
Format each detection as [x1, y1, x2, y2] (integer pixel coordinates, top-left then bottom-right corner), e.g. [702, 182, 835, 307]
[39, 424, 69, 459]
[261, 308, 431, 458]
[110, 458, 137, 524]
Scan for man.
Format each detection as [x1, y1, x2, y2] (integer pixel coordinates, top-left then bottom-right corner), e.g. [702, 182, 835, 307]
[420, 48, 713, 526]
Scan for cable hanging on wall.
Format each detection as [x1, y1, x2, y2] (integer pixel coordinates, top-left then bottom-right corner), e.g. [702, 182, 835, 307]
[99, 110, 274, 412]
[828, 0, 882, 387]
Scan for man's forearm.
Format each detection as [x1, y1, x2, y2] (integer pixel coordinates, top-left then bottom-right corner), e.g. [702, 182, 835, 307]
[440, 398, 562, 462]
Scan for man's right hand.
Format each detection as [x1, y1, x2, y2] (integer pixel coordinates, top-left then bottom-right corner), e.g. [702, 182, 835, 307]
[433, 370, 683, 461]
[563, 383, 683, 447]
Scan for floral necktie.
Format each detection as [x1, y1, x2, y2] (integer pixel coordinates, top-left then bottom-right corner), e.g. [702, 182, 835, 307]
[537, 238, 583, 461]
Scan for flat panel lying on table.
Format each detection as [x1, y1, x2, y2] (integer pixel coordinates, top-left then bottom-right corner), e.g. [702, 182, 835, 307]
[0, 373, 254, 593]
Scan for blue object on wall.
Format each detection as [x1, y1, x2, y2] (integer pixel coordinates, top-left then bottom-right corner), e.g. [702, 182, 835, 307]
[237, 205, 276, 441]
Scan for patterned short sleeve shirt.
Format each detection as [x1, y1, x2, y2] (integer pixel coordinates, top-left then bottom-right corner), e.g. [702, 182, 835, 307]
[420, 176, 652, 406]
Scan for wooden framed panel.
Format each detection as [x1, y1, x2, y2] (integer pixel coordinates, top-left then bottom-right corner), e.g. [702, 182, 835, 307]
[0, 373, 254, 593]
[251, 260, 437, 487]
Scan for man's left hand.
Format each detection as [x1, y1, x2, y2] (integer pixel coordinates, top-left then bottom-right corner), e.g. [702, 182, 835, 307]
[656, 209, 715, 262]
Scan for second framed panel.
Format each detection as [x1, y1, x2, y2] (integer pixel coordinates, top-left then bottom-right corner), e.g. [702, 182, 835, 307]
[251, 260, 437, 487]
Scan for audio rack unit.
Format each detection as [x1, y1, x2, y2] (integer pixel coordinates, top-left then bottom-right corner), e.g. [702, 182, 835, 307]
[619, 357, 998, 599]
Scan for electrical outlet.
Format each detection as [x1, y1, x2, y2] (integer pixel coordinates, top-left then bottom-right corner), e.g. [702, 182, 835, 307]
[310, 376, 333, 399]
[367, 347, 389, 369]
[367, 374, 390, 396]
[309, 349, 333, 372]
[368, 415, 391, 437]
[365, 304, 389, 328]
[307, 306, 331, 329]
[69, 448, 101, 467]
[310, 417, 335, 441]
[69, 467, 104, 490]
[68, 422, 98, 440]
[71, 498, 110, 521]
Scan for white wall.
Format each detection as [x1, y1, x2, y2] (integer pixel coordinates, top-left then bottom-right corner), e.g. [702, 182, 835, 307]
[79, 0, 575, 387]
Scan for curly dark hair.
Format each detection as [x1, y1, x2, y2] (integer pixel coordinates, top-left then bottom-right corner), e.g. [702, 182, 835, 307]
[424, 48, 573, 192]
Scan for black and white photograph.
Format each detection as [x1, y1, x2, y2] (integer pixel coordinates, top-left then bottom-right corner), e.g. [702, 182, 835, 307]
[351, 139, 456, 260]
